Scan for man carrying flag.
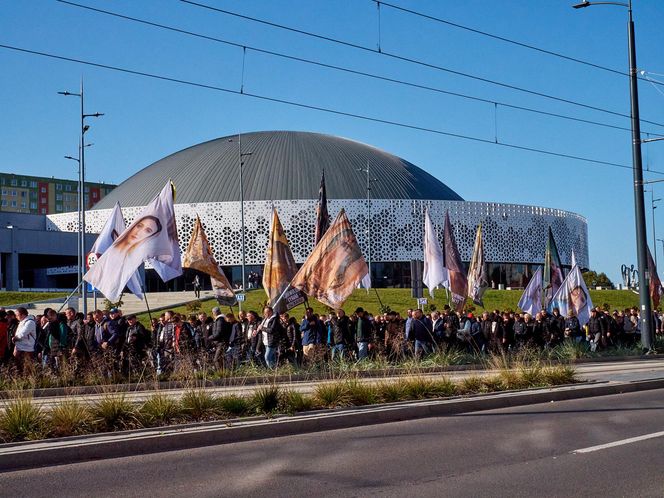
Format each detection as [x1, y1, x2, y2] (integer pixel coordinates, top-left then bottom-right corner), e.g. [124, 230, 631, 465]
[314, 170, 329, 246]
[183, 215, 236, 306]
[422, 208, 448, 297]
[88, 202, 143, 299]
[284, 209, 368, 309]
[467, 223, 489, 306]
[443, 211, 467, 311]
[84, 181, 182, 302]
[263, 208, 305, 313]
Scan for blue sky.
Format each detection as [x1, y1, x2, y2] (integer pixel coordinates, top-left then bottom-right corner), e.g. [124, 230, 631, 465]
[2, 0, 664, 283]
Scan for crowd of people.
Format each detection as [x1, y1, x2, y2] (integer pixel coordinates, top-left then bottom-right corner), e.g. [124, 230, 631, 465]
[0, 303, 659, 378]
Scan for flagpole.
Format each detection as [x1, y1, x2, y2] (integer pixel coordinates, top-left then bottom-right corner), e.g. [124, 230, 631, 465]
[141, 284, 153, 323]
[272, 283, 293, 312]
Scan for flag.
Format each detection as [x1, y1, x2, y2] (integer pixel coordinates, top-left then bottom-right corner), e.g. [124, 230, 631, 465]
[548, 265, 594, 326]
[88, 202, 143, 299]
[263, 208, 305, 312]
[422, 208, 448, 297]
[314, 169, 329, 246]
[467, 223, 489, 307]
[359, 272, 372, 291]
[571, 249, 577, 269]
[183, 215, 236, 306]
[443, 211, 467, 311]
[518, 267, 543, 316]
[647, 246, 663, 309]
[84, 181, 182, 302]
[543, 227, 563, 308]
[289, 208, 368, 309]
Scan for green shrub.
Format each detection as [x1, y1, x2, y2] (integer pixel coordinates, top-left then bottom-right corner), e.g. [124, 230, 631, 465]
[344, 380, 379, 406]
[181, 389, 220, 420]
[542, 365, 577, 385]
[314, 382, 350, 408]
[92, 394, 138, 431]
[459, 376, 485, 394]
[139, 394, 183, 426]
[250, 385, 281, 415]
[377, 380, 406, 403]
[280, 390, 315, 414]
[0, 397, 45, 442]
[49, 400, 93, 437]
[218, 395, 250, 416]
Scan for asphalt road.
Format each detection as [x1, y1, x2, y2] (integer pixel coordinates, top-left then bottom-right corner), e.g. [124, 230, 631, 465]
[1, 389, 663, 497]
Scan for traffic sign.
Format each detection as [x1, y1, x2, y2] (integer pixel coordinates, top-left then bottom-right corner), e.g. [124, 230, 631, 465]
[417, 298, 428, 306]
[236, 293, 246, 302]
[86, 252, 99, 270]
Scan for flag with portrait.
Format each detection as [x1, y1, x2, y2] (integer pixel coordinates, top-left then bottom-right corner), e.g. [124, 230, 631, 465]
[263, 208, 305, 312]
[289, 209, 368, 309]
[443, 211, 467, 311]
[548, 265, 594, 326]
[543, 227, 563, 308]
[467, 223, 489, 306]
[422, 208, 448, 297]
[183, 215, 236, 306]
[88, 202, 143, 299]
[84, 181, 182, 302]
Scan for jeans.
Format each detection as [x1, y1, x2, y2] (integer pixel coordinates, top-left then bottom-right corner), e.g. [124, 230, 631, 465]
[331, 344, 345, 361]
[357, 341, 369, 360]
[414, 340, 432, 358]
[264, 346, 278, 368]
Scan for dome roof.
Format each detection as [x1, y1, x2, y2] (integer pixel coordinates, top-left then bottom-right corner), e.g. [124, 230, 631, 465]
[93, 131, 463, 209]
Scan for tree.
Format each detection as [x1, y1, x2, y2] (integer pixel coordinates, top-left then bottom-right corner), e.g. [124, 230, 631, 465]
[582, 270, 614, 289]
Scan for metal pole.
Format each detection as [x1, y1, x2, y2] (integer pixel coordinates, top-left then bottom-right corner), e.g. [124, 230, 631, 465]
[651, 191, 658, 267]
[366, 160, 371, 284]
[238, 133, 246, 312]
[627, 3, 653, 351]
[77, 140, 82, 307]
[80, 78, 88, 315]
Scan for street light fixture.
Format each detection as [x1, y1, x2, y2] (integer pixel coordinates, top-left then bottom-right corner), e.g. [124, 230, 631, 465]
[59, 79, 103, 315]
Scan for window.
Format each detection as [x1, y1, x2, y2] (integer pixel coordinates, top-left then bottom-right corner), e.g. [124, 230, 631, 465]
[1, 200, 6, 207]
[29, 181, 37, 188]
[92, 191, 98, 198]
[20, 191, 26, 198]
[84, 195, 89, 203]
[1, 189, 5, 195]
[40, 196, 46, 203]
[56, 194, 62, 201]
[21, 202, 26, 208]
[10, 179, 17, 186]
[40, 208, 46, 214]
[56, 204, 62, 212]
[56, 184, 63, 191]
[11, 200, 17, 207]
[30, 202, 37, 209]
[65, 184, 72, 192]
[20, 180, 27, 187]
[11, 190, 16, 197]
[0, 178, 4, 185]
[40, 187, 47, 193]
[84, 187, 89, 193]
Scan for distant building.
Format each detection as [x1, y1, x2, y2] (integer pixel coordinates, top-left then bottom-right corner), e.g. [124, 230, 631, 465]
[0, 172, 115, 215]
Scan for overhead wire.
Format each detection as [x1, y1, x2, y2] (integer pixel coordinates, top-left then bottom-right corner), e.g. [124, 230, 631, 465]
[179, 0, 664, 130]
[54, 0, 657, 136]
[2, 42, 662, 176]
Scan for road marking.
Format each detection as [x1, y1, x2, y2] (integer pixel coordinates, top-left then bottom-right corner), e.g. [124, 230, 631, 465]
[572, 430, 664, 454]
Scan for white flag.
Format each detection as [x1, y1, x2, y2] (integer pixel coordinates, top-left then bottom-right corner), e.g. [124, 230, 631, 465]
[422, 209, 448, 297]
[518, 267, 543, 316]
[571, 249, 577, 269]
[548, 265, 594, 326]
[89, 202, 143, 299]
[84, 181, 182, 301]
[358, 272, 372, 291]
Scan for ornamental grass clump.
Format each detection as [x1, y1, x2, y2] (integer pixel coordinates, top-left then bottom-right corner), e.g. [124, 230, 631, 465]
[314, 382, 351, 408]
[92, 394, 138, 431]
[376, 380, 407, 403]
[458, 376, 485, 395]
[218, 395, 250, 417]
[49, 400, 93, 437]
[343, 380, 379, 406]
[542, 365, 577, 385]
[280, 390, 315, 414]
[250, 385, 282, 415]
[139, 394, 183, 427]
[181, 389, 220, 420]
[0, 397, 46, 442]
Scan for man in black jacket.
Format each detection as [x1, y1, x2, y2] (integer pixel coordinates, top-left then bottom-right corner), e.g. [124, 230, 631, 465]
[209, 307, 229, 370]
[355, 307, 372, 360]
[259, 306, 283, 368]
[588, 308, 607, 352]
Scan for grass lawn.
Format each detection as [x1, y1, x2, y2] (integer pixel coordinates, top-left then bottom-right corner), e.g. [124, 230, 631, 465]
[0, 292, 68, 307]
[136, 288, 642, 324]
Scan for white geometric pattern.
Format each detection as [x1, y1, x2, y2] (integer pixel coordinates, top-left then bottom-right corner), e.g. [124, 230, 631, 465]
[47, 200, 589, 268]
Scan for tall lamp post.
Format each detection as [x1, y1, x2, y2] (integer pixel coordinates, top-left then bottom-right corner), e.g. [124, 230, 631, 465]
[228, 135, 252, 310]
[357, 160, 378, 285]
[650, 192, 661, 266]
[59, 79, 103, 315]
[574, 0, 654, 351]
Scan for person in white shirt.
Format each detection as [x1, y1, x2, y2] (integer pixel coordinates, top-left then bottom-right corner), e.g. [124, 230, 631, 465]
[13, 307, 36, 373]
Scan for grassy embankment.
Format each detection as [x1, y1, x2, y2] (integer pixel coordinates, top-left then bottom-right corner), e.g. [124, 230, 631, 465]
[0, 292, 68, 307]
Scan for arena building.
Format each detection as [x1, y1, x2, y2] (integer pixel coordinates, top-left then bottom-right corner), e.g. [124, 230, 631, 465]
[44, 131, 589, 292]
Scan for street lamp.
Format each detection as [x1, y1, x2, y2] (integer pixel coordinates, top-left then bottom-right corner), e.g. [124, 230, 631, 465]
[357, 160, 378, 287]
[228, 135, 252, 310]
[59, 79, 103, 315]
[573, 0, 654, 351]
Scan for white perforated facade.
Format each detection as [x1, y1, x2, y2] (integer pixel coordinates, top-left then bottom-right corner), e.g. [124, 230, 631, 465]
[47, 199, 588, 268]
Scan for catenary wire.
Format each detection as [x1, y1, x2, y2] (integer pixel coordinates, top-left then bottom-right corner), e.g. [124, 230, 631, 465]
[179, 0, 664, 130]
[55, 0, 654, 135]
[2, 42, 661, 176]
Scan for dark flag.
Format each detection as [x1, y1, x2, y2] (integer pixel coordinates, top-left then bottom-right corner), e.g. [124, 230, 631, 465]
[543, 227, 563, 308]
[314, 169, 330, 246]
[647, 246, 663, 309]
[443, 211, 467, 311]
[467, 223, 489, 306]
[290, 209, 368, 309]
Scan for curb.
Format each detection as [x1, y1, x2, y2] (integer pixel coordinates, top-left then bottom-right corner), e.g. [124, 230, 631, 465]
[1, 378, 663, 472]
[4, 355, 664, 400]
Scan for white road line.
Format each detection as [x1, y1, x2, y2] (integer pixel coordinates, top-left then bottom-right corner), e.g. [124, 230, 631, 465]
[572, 430, 664, 454]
